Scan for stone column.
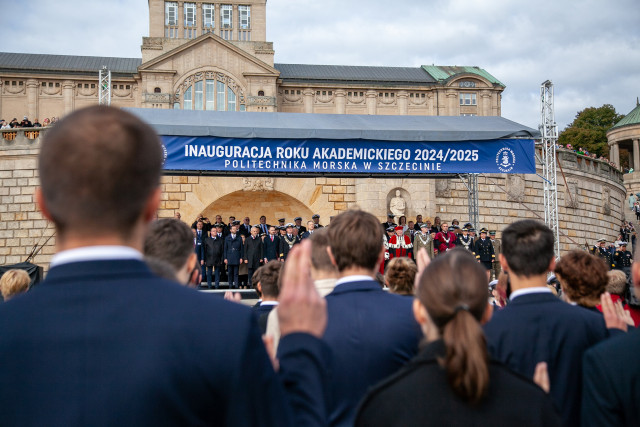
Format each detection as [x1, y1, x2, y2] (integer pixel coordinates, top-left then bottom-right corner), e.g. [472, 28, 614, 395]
[196, 2, 202, 36]
[233, 4, 238, 41]
[26, 79, 39, 120]
[481, 90, 491, 116]
[397, 91, 408, 115]
[177, 1, 184, 38]
[611, 143, 620, 169]
[303, 89, 314, 113]
[366, 90, 377, 115]
[62, 80, 75, 115]
[334, 89, 346, 114]
[634, 139, 640, 171]
[446, 90, 457, 115]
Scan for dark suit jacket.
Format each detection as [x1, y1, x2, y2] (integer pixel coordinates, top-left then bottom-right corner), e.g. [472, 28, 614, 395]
[263, 234, 280, 261]
[356, 340, 562, 427]
[0, 259, 330, 427]
[253, 302, 277, 334]
[582, 327, 640, 426]
[239, 223, 252, 238]
[324, 279, 422, 427]
[243, 236, 264, 269]
[203, 235, 224, 267]
[194, 230, 205, 261]
[484, 292, 609, 427]
[224, 234, 244, 265]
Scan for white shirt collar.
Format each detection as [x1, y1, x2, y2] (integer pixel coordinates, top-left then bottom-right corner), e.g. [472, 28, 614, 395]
[260, 301, 279, 306]
[50, 246, 143, 267]
[509, 286, 552, 301]
[335, 275, 375, 287]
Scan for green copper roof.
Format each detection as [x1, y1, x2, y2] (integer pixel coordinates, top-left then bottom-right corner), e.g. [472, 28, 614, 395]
[611, 101, 640, 129]
[421, 65, 505, 87]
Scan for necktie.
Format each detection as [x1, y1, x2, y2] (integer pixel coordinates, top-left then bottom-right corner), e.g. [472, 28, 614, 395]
[218, 234, 221, 237]
[271, 236, 274, 241]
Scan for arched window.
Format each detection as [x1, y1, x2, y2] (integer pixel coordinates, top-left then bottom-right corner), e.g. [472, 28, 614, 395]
[174, 72, 245, 111]
[154, 87, 162, 93]
[258, 90, 264, 96]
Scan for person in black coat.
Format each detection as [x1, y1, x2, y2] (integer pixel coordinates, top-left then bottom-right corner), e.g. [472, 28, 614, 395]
[356, 249, 561, 427]
[224, 221, 244, 289]
[279, 223, 299, 261]
[243, 226, 264, 288]
[203, 231, 225, 289]
[263, 226, 280, 261]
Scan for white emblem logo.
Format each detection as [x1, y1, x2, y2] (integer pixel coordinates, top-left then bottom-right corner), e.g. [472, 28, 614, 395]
[496, 147, 516, 172]
[161, 144, 168, 165]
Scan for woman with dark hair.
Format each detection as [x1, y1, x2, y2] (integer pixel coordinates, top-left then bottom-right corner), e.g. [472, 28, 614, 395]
[356, 249, 560, 427]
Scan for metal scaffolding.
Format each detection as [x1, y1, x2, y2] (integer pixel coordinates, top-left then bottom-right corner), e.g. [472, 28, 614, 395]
[99, 66, 111, 106]
[540, 80, 560, 257]
[459, 173, 479, 229]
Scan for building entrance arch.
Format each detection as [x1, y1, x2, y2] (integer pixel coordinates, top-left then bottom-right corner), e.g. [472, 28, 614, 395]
[201, 190, 314, 226]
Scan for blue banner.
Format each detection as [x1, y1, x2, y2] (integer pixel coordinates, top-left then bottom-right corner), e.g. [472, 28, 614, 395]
[160, 136, 535, 174]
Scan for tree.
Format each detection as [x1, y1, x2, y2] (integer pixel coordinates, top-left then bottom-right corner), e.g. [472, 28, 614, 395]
[558, 104, 625, 158]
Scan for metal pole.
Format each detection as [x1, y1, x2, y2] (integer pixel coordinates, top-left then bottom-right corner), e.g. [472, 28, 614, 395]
[99, 66, 111, 106]
[540, 80, 560, 258]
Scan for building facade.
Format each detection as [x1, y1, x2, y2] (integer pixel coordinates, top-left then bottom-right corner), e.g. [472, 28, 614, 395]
[0, 0, 504, 121]
[0, 1, 627, 271]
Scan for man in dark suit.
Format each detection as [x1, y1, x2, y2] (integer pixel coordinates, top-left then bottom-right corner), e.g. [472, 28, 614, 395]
[224, 221, 244, 289]
[252, 260, 281, 334]
[239, 216, 252, 238]
[582, 256, 639, 426]
[300, 221, 315, 240]
[194, 220, 206, 283]
[0, 106, 330, 427]
[484, 219, 623, 427]
[311, 214, 323, 228]
[244, 225, 264, 288]
[203, 225, 225, 289]
[258, 215, 270, 236]
[294, 217, 307, 235]
[324, 210, 422, 427]
[279, 223, 299, 261]
[264, 226, 280, 261]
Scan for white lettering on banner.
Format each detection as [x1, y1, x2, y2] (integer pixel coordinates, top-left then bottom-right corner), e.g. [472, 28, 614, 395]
[185, 145, 273, 159]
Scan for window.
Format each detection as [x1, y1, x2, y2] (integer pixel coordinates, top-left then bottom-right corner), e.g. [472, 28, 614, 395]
[184, 2, 196, 38]
[165, 1, 178, 25]
[239, 5, 250, 29]
[178, 76, 243, 111]
[221, 5, 232, 28]
[203, 3, 214, 33]
[461, 113, 477, 117]
[154, 87, 161, 93]
[459, 93, 477, 106]
[194, 80, 203, 110]
[184, 86, 192, 110]
[258, 90, 264, 96]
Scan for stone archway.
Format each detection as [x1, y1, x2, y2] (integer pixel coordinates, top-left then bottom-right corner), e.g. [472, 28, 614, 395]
[201, 190, 314, 226]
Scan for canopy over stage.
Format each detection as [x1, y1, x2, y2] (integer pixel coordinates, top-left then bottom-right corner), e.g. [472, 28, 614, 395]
[126, 108, 540, 177]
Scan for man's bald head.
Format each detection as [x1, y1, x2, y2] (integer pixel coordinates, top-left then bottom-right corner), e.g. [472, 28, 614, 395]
[38, 106, 163, 237]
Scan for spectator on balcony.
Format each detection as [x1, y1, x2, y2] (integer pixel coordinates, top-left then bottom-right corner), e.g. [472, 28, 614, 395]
[32, 118, 41, 127]
[42, 118, 50, 126]
[19, 116, 32, 127]
[0, 120, 8, 129]
[9, 118, 19, 128]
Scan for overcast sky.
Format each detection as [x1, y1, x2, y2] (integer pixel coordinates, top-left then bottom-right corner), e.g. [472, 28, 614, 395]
[3, 0, 639, 130]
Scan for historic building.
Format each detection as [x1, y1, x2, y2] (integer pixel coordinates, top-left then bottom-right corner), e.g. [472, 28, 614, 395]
[0, 0, 504, 120]
[0, 0, 628, 271]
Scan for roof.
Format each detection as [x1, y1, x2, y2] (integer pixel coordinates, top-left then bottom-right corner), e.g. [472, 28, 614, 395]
[611, 101, 640, 130]
[0, 52, 141, 76]
[124, 108, 540, 141]
[275, 63, 436, 85]
[421, 65, 505, 87]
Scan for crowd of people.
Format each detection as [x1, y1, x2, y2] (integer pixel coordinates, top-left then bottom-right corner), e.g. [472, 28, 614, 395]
[0, 105, 639, 427]
[0, 116, 58, 129]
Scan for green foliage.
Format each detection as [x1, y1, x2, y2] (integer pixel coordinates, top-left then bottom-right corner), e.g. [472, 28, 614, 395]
[558, 104, 625, 157]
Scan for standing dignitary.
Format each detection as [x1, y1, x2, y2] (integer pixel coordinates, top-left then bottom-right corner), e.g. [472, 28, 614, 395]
[300, 221, 315, 240]
[203, 225, 225, 289]
[294, 217, 307, 235]
[279, 223, 299, 261]
[483, 219, 622, 427]
[456, 226, 474, 252]
[582, 250, 640, 426]
[194, 219, 206, 281]
[244, 225, 264, 288]
[474, 228, 495, 278]
[613, 242, 633, 278]
[387, 225, 413, 260]
[224, 221, 244, 289]
[591, 238, 613, 269]
[413, 223, 436, 259]
[263, 226, 280, 262]
[312, 214, 323, 228]
[324, 210, 422, 427]
[490, 230, 502, 280]
[435, 222, 457, 255]
[258, 215, 270, 236]
[0, 106, 330, 427]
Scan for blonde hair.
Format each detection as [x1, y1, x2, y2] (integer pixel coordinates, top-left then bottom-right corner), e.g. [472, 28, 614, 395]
[385, 257, 417, 296]
[0, 269, 30, 301]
